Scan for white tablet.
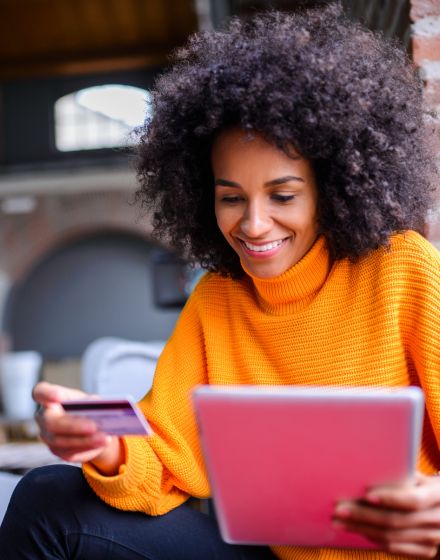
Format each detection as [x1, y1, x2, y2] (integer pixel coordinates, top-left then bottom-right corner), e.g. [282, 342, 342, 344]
[192, 385, 424, 549]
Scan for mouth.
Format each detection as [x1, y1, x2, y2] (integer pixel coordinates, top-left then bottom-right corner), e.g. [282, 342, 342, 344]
[238, 237, 289, 256]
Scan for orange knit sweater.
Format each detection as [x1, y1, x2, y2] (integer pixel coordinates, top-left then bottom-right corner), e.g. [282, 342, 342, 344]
[84, 231, 440, 560]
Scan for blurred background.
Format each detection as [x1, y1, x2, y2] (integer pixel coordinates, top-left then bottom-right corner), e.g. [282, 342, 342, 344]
[0, 0, 437, 391]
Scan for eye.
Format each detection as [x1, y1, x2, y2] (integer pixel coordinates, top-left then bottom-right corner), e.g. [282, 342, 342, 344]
[271, 194, 295, 203]
[220, 195, 243, 204]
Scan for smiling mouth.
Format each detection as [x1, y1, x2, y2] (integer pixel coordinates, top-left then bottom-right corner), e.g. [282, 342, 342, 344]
[240, 238, 287, 253]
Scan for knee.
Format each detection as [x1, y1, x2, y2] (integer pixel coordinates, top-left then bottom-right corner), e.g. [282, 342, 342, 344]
[11, 464, 83, 507]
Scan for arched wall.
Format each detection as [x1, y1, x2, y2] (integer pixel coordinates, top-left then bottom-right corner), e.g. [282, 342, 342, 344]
[3, 230, 182, 358]
[0, 189, 152, 282]
[0, 188, 183, 357]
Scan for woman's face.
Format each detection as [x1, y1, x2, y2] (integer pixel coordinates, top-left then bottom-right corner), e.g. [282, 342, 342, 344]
[212, 128, 319, 279]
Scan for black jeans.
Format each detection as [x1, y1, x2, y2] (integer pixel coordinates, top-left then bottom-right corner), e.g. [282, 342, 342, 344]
[0, 465, 276, 559]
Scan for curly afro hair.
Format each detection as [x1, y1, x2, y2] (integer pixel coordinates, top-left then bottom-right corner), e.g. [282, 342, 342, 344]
[135, 2, 436, 276]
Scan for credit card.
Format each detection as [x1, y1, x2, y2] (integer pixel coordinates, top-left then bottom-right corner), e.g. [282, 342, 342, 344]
[61, 397, 153, 436]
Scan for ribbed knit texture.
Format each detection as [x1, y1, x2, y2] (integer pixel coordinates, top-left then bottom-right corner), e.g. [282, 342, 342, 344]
[84, 230, 440, 560]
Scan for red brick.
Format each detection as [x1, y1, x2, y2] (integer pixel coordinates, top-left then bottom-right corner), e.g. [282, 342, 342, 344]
[425, 118, 440, 156]
[412, 35, 440, 64]
[0, 190, 148, 279]
[425, 204, 440, 244]
[411, 0, 440, 21]
[423, 77, 440, 106]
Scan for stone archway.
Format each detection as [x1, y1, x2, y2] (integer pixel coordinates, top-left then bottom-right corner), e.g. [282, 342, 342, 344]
[3, 230, 182, 359]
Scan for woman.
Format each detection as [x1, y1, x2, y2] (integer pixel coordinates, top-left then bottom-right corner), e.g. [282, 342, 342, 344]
[1, 4, 439, 559]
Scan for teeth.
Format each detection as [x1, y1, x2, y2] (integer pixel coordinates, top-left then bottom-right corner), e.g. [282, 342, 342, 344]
[243, 239, 283, 252]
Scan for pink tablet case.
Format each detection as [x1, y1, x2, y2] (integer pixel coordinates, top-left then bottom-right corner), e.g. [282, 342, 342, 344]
[193, 385, 424, 548]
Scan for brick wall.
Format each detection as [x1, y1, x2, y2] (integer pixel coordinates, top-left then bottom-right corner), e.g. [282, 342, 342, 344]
[410, 0, 440, 249]
[0, 190, 152, 281]
[0, 188, 154, 331]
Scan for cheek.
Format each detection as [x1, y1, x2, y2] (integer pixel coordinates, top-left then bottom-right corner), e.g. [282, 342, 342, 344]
[215, 215, 230, 243]
[214, 202, 222, 225]
[297, 204, 319, 234]
[215, 207, 235, 236]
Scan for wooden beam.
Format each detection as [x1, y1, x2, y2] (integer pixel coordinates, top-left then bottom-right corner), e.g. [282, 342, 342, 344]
[0, 52, 170, 80]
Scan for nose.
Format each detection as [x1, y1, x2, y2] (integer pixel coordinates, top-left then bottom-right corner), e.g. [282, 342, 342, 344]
[240, 201, 272, 238]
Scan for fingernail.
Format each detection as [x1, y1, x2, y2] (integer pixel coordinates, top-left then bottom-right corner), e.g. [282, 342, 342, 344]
[334, 504, 351, 518]
[365, 493, 381, 504]
[91, 433, 107, 444]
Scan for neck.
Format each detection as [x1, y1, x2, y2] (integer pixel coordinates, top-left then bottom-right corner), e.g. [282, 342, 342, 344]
[242, 236, 331, 313]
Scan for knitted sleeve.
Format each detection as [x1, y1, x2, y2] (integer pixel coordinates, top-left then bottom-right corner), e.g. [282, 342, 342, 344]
[82, 275, 212, 515]
[402, 236, 440, 448]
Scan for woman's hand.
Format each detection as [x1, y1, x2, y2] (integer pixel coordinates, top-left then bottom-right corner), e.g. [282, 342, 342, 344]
[33, 381, 124, 474]
[333, 472, 440, 558]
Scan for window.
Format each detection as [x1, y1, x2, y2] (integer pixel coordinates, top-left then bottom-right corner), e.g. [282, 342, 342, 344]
[54, 84, 151, 152]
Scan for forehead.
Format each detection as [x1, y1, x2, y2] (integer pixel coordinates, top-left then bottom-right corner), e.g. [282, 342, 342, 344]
[211, 127, 311, 179]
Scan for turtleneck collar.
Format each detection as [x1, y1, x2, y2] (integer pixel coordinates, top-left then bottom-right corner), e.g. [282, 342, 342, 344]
[241, 236, 331, 314]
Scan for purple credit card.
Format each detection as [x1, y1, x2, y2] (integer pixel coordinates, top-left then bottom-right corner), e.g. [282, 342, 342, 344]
[62, 397, 153, 436]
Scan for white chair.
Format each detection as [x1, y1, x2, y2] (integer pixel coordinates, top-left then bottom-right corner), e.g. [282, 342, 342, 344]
[0, 351, 42, 525]
[81, 337, 166, 401]
[0, 471, 21, 524]
[2, 340, 165, 526]
[0, 351, 42, 419]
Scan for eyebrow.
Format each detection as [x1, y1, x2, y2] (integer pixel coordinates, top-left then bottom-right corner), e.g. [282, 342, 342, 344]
[214, 175, 304, 188]
[266, 175, 304, 186]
